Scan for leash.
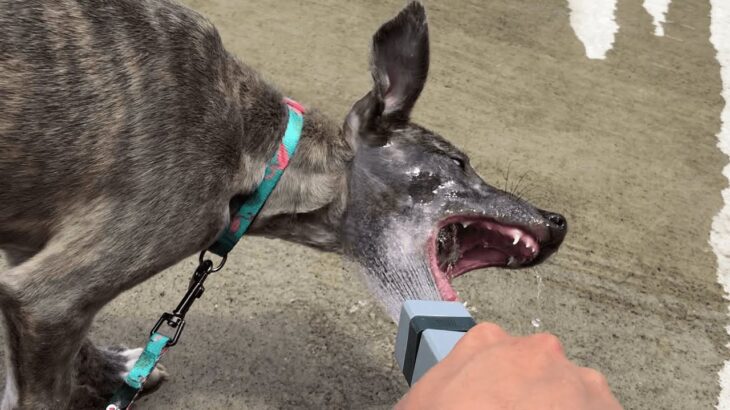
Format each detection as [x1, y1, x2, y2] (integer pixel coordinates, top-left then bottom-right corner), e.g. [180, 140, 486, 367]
[208, 97, 305, 256]
[106, 98, 305, 410]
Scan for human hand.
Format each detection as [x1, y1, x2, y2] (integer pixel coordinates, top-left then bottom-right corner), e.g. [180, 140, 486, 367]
[395, 323, 623, 410]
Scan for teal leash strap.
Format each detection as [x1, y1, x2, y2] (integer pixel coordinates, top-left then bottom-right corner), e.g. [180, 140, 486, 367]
[209, 101, 305, 256]
[106, 98, 304, 409]
[125, 333, 171, 390]
[106, 333, 170, 410]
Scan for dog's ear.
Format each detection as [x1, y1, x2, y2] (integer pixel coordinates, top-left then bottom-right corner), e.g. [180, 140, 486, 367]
[370, 1, 429, 121]
[344, 2, 429, 149]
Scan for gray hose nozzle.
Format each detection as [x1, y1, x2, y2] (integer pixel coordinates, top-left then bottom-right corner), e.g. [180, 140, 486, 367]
[395, 300, 476, 386]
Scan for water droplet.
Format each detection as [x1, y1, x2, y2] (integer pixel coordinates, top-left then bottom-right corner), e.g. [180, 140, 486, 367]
[531, 318, 542, 328]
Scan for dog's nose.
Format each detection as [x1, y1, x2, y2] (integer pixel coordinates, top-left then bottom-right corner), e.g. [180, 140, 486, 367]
[546, 212, 566, 230]
[539, 210, 567, 247]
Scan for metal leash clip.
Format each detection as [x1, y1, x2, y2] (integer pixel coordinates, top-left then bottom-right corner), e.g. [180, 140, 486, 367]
[152, 251, 225, 346]
[106, 251, 226, 409]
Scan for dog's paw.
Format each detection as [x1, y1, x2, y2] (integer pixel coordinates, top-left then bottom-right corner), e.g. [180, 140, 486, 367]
[119, 347, 169, 395]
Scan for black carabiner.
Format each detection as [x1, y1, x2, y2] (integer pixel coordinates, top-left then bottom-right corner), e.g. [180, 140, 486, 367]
[151, 312, 186, 347]
[150, 252, 220, 346]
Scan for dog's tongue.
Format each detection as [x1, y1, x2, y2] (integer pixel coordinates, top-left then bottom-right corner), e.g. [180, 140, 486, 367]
[452, 248, 508, 277]
[460, 226, 511, 268]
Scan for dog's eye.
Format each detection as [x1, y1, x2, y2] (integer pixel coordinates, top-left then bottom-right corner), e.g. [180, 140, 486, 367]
[451, 157, 466, 170]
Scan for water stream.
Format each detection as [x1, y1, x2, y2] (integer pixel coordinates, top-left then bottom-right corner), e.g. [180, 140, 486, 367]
[531, 269, 544, 331]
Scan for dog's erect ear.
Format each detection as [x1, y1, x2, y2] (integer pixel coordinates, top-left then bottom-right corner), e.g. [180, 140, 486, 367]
[371, 1, 429, 121]
[344, 2, 429, 149]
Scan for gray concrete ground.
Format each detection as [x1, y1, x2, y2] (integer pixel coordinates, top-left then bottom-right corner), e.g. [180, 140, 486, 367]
[1, 0, 727, 409]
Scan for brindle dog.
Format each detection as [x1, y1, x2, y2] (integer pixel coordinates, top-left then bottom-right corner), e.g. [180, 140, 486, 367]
[0, 1, 566, 408]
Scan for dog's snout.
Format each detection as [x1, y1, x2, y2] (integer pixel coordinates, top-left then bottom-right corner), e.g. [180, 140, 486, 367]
[539, 210, 567, 247]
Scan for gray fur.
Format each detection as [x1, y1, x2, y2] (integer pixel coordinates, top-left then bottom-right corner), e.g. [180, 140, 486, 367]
[0, 1, 565, 408]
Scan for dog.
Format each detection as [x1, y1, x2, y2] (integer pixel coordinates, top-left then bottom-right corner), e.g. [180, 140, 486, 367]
[0, 1, 567, 408]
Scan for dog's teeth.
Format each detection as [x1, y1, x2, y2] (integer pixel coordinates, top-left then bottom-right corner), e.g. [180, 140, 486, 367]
[512, 232, 522, 245]
[461, 221, 472, 229]
[507, 256, 516, 266]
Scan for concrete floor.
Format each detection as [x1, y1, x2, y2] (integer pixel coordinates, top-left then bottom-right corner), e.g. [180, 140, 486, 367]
[1, 0, 727, 409]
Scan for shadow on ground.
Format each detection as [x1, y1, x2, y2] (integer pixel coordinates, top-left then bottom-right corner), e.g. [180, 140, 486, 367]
[94, 306, 403, 409]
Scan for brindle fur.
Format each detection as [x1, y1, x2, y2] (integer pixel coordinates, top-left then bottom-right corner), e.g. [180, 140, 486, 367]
[0, 1, 565, 408]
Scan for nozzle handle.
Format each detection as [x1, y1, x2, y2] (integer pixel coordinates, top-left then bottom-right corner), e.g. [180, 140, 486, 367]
[395, 300, 475, 385]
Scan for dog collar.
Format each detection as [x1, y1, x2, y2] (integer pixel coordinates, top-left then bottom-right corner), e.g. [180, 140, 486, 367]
[208, 98, 305, 256]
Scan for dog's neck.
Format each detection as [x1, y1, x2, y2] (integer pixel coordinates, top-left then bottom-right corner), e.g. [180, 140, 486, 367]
[237, 84, 353, 251]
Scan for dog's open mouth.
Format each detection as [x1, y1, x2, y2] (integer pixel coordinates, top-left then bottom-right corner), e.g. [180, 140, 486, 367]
[427, 216, 540, 301]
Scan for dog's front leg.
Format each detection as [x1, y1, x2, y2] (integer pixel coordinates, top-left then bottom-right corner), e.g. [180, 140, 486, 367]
[0, 247, 170, 409]
[0, 234, 122, 410]
[0, 267, 94, 410]
[0, 219, 216, 409]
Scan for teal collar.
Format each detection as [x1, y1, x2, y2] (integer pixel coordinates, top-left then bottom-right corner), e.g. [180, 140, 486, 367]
[208, 98, 305, 256]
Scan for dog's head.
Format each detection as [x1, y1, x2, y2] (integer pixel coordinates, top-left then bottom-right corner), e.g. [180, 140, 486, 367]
[252, 2, 566, 320]
[340, 2, 566, 318]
